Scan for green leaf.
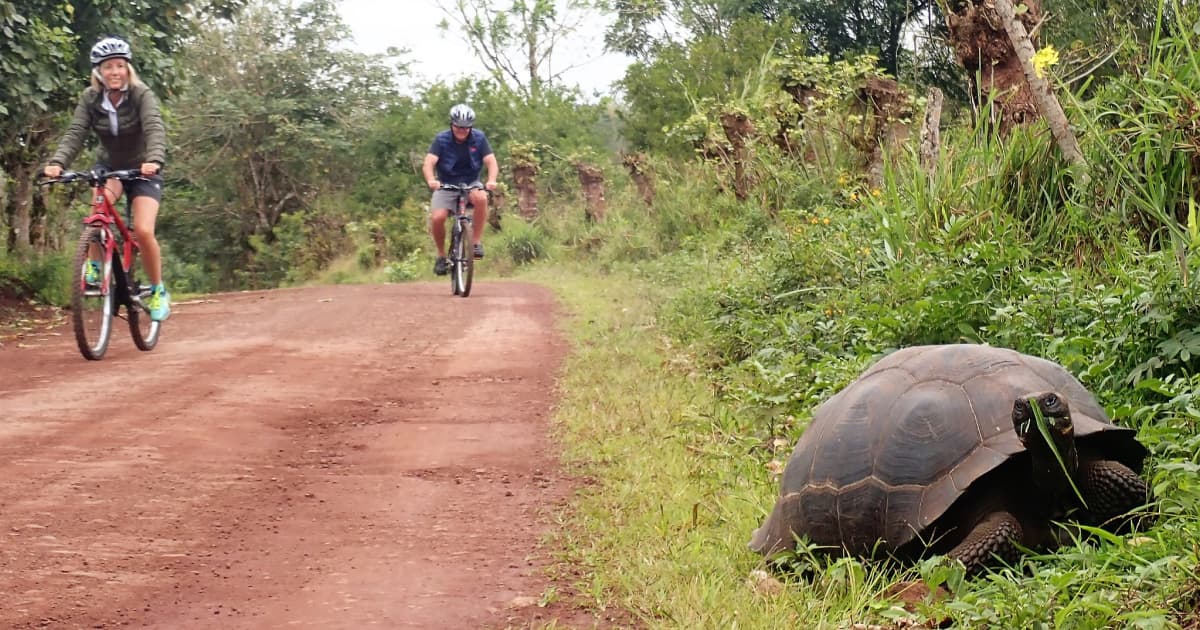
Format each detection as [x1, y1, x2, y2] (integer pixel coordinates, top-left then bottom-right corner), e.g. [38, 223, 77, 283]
[1029, 398, 1088, 508]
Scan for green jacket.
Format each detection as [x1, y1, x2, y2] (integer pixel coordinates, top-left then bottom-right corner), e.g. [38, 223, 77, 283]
[49, 83, 167, 170]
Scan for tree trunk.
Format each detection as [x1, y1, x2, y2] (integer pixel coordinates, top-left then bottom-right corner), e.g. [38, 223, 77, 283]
[574, 162, 607, 223]
[5, 162, 35, 256]
[511, 164, 539, 219]
[992, 0, 1088, 174]
[488, 186, 505, 232]
[0, 165, 8, 252]
[856, 77, 913, 188]
[720, 110, 754, 201]
[622, 152, 655, 207]
[920, 87, 944, 175]
[945, 0, 1041, 133]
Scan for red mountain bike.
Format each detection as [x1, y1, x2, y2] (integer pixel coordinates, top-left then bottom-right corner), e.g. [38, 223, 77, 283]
[40, 169, 162, 360]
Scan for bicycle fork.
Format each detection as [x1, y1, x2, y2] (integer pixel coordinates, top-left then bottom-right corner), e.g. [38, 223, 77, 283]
[81, 225, 116, 297]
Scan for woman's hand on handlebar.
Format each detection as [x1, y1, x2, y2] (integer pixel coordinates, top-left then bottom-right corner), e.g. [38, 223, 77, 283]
[485, 180, 497, 192]
[43, 164, 63, 178]
[140, 162, 161, 177]
[427, 178, 441, 191]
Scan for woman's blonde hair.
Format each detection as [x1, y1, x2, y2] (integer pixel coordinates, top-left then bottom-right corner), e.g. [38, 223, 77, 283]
[89, 61, 146, 91]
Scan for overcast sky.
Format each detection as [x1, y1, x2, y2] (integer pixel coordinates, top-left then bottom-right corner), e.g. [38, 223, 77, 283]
[336, 0, 632, 98]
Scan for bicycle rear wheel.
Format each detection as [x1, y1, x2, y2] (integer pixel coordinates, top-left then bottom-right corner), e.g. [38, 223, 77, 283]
[124, 253, 161, 351]
[72, 226, 114, 360]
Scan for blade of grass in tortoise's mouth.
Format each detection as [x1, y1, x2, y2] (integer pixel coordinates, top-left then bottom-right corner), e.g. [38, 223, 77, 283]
[1027, 397, 1088, 509]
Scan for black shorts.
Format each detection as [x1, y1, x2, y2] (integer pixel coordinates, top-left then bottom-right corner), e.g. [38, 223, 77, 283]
[94, 163, 164, 203]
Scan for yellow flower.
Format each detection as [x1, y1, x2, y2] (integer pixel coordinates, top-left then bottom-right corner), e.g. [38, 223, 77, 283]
[871, 188, 882, 197]
[1032, 45, 1059, 79]
[822, 217, 830, 225]
[849, 192, 859, 202]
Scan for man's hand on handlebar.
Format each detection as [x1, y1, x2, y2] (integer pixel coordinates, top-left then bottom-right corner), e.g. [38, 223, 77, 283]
[43, 164, 63, 179]
[427, 179, 441, 191]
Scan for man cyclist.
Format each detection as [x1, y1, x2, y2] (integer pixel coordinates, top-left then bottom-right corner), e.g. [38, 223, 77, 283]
[43, 36, 171, 321]
[422, 103, 498, 276]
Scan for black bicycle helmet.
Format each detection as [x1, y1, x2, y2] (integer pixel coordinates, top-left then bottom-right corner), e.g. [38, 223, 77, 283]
[449, 103, 476, 128]
[90, 37, 132, 66]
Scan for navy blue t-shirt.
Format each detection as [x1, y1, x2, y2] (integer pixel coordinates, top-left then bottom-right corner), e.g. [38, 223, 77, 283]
[428, 128, 493, 184]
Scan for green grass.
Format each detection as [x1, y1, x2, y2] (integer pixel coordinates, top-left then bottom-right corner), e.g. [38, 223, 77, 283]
[523, 263, 932, 629]
[521, 259, 1200, 630]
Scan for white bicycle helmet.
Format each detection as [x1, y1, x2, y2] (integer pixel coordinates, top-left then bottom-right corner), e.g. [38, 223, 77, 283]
[449, 103, 476, 128]
[90, 37, 132, 66]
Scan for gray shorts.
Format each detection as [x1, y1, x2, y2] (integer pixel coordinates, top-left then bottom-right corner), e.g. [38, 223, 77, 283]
[95, 163, 164, 203]
[429, 182, 482, 212]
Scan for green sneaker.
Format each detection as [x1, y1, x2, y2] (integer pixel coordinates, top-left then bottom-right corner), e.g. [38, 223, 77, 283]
[147, 286, 171, 322]
[84, 261, 101, 285]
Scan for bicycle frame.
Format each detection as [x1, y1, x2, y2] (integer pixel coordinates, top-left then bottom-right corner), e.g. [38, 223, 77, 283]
[82, 180, 139, 295]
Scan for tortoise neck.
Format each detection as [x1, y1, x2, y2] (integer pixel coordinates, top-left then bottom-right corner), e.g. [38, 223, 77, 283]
[1028, 441, 1081, 501]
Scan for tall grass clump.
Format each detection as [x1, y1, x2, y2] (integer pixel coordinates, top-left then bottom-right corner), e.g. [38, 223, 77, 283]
[498, 216, 553, 265]
[1072, 0, 1200, 277]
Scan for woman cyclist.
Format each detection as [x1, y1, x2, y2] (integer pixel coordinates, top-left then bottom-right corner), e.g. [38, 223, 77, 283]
[43, 36, 171, 321]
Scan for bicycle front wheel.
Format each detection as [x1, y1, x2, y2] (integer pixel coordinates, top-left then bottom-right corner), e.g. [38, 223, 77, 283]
[124, 254, 161, 351]
[450, 227, 464, 296]
[458, 234, 474, 298]
[72, 226, 115, 360]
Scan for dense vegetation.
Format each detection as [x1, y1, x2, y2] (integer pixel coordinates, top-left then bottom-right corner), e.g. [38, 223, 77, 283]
[3, 0, 1199, 627]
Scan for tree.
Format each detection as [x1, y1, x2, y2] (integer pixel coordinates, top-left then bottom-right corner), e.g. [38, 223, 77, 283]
[1, 0, 244, 256]
[606, 0, 934, 77]
[605, 0, 744, 59]
[617, 17, 787, 154]
[436, 0, 605, 100]
[166, 0, 401, 284]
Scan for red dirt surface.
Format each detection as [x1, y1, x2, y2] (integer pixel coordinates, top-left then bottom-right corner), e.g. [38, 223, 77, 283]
[0, 282, 613, 629]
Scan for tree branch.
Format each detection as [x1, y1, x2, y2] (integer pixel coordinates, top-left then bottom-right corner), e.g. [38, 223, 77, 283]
[991, 0, 1088, 180]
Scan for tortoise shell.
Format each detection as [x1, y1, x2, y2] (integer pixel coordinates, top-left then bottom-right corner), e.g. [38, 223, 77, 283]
[749, 344, 1148, 557]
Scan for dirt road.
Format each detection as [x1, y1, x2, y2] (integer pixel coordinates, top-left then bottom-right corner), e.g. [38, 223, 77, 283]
[0, 282, 584, 629]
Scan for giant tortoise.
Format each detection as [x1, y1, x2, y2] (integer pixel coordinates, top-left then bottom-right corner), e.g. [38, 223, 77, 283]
[749, 344, 1152, 574]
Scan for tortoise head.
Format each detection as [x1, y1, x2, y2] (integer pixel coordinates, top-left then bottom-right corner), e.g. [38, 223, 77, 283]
[1012, 392, 1081, 494]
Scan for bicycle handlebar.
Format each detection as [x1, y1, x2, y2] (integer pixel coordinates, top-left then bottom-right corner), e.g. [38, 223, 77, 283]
[38, 169, 151, 187]
[438, 183, 485, 191]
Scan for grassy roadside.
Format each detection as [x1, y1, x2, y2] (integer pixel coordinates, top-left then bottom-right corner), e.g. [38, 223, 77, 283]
[520, 260, 1200, 630]
[522, 264, 918, 630]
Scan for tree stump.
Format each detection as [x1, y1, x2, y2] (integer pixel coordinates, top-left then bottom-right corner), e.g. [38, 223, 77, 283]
[511, 164, 539, 220]
[854, 77, 913, 188]
[720, 110, 754, 201]
[945, 0, 1041, 133]
[488, 186, 506, 231]
[574, 161, 607, 223]
[621, 152, 655, 207]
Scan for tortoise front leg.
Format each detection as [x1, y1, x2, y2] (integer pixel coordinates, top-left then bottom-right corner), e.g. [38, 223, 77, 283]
[1077, 459, 1152, 532]
[946, 511, 1024, 575]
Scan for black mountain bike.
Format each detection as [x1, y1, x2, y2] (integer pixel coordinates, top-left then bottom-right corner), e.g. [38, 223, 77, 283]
[439, 183, 482, 297]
